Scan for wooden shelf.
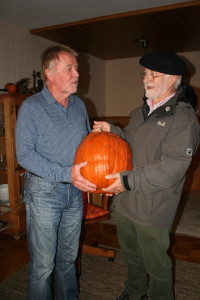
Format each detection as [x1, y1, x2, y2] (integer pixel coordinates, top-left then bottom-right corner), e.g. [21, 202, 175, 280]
[0, 205, 13, 215]
[0, 93, 29, 238]
[0, 206, 15, 233]
[0, 171, 7, 175]
[0, 222, 15, 232]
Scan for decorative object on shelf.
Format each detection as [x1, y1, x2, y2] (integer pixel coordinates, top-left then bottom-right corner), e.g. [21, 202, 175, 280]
[30, 70, 37, 94]
[6, 83, 17, 93]
[36, 72, 43, 92]
[16, 78, 31, 93]
[0, 184, 9, 202]
[30, 70, 44, 94]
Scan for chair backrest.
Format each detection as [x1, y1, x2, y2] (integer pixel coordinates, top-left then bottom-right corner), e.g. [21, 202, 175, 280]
[82, 192, 109, 222]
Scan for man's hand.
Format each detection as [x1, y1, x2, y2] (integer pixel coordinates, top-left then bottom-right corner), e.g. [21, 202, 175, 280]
[102, 173, 125, 195]
[92, 121, 110, 133]
[71, 162, 96, 192]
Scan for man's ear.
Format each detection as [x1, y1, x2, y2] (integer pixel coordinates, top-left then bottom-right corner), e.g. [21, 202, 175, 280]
[45, 68, 53, 82]
[169, 75, 178, 87]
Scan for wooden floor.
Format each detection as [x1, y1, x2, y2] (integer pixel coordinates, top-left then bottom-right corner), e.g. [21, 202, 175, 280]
[0, 223, 200, 283]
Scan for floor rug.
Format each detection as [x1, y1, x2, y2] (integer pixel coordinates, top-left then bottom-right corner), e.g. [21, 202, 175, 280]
[0, 250, 200, 300]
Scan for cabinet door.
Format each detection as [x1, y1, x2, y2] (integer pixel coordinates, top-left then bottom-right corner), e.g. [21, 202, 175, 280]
[0, 94, 28, 235]
[0, 95, 28, 208]
[4, 99, 18, 207]
[0, 101, 8, 205]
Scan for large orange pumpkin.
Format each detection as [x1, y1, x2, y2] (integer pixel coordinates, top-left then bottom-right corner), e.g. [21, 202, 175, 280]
[74, 132, 133, 194]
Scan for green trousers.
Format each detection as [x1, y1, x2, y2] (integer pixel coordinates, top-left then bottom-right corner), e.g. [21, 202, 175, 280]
[115, 212, 174, 300]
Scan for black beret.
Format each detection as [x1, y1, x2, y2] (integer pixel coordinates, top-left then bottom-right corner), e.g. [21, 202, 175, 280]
[139, 50, 186, 75]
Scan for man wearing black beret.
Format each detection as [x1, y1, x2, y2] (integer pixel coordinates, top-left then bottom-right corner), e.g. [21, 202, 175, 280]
[93, 50, 200, 300]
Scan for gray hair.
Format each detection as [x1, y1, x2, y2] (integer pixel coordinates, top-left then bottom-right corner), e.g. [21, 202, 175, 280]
[165, 74, 182, 90]
[175, 75, 182, 90]
[41, 45, 78, 82]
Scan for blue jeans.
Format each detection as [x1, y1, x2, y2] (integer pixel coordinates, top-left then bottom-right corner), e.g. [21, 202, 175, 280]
[24, 172, 83, 300]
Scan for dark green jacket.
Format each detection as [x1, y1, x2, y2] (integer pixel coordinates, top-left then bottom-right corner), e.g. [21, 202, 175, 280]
[111, 86, 200, 229]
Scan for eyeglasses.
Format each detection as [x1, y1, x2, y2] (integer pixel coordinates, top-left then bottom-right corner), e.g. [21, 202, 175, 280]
[140, 72, 165, 81]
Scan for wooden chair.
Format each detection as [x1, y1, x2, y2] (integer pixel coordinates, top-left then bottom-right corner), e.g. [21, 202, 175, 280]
[77, 192, 116, 274]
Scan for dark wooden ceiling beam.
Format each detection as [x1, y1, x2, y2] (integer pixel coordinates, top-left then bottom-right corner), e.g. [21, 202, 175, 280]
[30, 1, 200, 60]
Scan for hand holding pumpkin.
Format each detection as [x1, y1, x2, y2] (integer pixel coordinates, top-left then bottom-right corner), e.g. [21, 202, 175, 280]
[102, 173, 125, 195]
[92, 121, 110, 133]
[74, 132, 132, 194]
[71, 161, 97, 192]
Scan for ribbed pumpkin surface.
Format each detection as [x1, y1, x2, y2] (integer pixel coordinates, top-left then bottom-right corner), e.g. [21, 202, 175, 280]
[74, 132, 133, 194]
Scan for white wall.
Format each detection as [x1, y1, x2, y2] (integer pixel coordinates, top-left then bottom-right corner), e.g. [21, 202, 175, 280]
[105, 57, 144, 116]
[105, 51, 200, 116]
[77, 53, 106, 117]
[0, 21, 58, 89]
[0, 20, 106, 118]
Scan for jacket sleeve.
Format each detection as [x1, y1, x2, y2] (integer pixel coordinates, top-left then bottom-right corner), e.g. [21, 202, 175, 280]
[122, 108, 200, 194]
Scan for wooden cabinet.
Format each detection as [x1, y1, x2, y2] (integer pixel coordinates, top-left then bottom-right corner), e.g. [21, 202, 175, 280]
[0, 93, 29, 239]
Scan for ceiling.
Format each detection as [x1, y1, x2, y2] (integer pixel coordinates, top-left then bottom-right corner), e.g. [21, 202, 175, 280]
[1, 0, 200, 60]
[0, 0, 193, 29]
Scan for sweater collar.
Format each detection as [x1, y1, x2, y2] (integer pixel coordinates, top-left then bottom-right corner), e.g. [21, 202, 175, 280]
[42, 85, 75, 105]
